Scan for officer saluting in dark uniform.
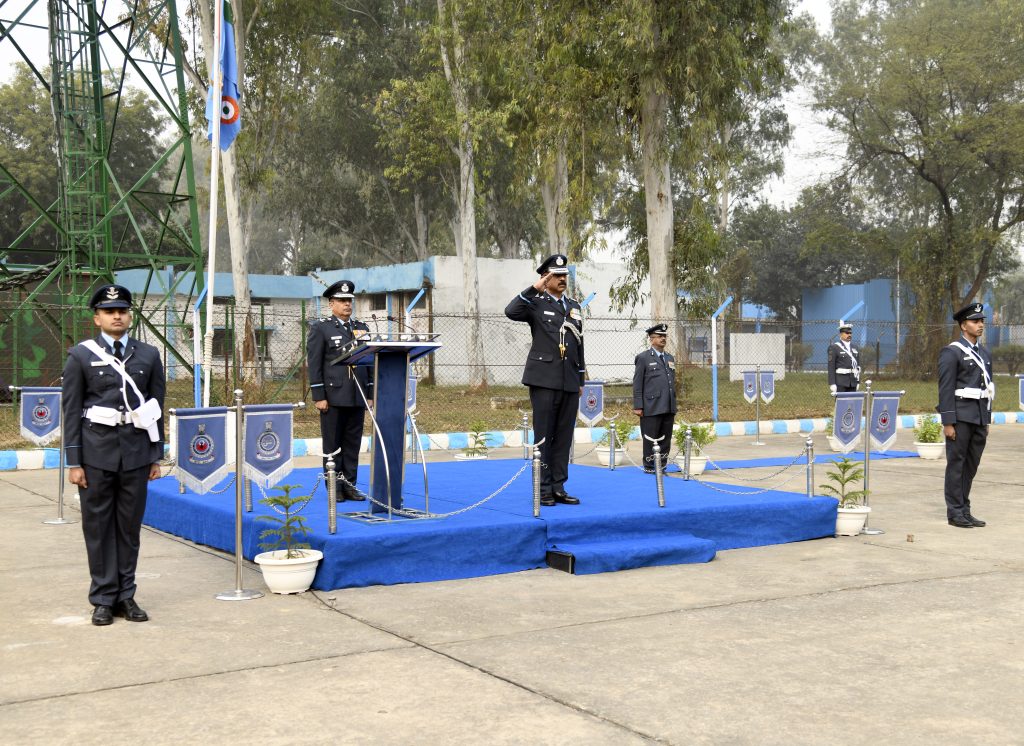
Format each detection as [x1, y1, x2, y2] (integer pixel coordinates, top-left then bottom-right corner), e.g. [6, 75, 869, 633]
[632, 323, 677, 473]
[505, 254, 585, 506]
[937, 301, 993, 528]
[307, 279, 373, 501]
[828, 321, 860, 394]
[62, 284, 165, 626]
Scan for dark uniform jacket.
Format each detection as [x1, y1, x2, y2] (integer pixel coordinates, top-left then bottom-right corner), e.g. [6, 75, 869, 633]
[633, 349, 677, 416]
[827, 340, 860, 389]
[937, 337, 993, 426]
[62, 336, 165, 472]
[505, 288, 586, 392]
[307, 316, 373, 407]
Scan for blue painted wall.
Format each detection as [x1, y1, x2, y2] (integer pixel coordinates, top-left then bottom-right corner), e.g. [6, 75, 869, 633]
[802, 279, 905, 370]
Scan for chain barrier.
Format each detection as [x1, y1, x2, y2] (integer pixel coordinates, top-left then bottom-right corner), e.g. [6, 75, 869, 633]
[253, 474, 322, 514]
[690, 464, 808, 496]
[203, 475, 237, 494]
[702, 448, 806, 483]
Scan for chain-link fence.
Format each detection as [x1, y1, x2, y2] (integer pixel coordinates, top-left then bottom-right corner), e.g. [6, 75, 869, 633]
[3, 301, 1023, 450]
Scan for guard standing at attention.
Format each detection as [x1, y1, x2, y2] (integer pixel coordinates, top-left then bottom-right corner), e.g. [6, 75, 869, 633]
[632, 323, 677, 473]
[62, 284, 166, 626]
[828, 321, 861, 394]
[937, 302, 993, 529]
[505, 254, 585, 506]
[307, 279, 373, 501]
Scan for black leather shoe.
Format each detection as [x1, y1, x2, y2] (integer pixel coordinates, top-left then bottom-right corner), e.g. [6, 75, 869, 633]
[553, 491, 580, 505]
[948, 516, 974, 528]
[91, 605, 113, 626]
[540, 495, 556, 507]
[965, 514, 986, 527]
[113, 598, 149, 622]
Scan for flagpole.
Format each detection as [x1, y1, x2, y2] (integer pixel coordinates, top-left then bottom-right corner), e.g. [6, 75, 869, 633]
[203, 0, 224, 408]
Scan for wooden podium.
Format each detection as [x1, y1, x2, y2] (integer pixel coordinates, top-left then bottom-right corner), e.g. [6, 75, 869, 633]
[330, 333, 441, 515]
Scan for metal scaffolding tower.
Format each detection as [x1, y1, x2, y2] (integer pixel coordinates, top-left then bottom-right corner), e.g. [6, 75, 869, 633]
[0, 0, 203, 387]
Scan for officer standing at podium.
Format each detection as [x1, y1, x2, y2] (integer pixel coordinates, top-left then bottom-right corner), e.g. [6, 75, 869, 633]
[828, 321, 860, 394]
[505, 254, 585, 506]
[308, 279, 373, 501]
[633, 323, 677, 473]
[62, 284, 165, 626]
[937, 301, 993, 529]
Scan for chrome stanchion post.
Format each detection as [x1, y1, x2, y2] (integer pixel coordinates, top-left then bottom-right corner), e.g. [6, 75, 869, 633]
[216, 389, 263, 601]
[683, 426, 693, 480]
[520, 410, 530, 460]
[46, 390, 74, 525]
[532, 439, 544, 518]
[861, 380, 884, 535]
[653, 438, 666, 508]
[244, 477, 253, 512]
[806, 436, 815, 498]
[607, 415, 618, 471]
[327, 452, 338, 535]
[752, 364, 765, 446]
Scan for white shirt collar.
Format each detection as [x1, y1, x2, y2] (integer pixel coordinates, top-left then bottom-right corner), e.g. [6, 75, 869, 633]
[99, 331, 129, 349]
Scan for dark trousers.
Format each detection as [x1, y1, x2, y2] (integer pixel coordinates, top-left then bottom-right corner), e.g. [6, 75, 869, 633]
[320, 405, 365, 495]
[944, 421, 987, 519]
[640, 413, 675, 470]
[79, 463, 150, 606]
[836, 383, 859, 393]
[530, 386, 579, 495]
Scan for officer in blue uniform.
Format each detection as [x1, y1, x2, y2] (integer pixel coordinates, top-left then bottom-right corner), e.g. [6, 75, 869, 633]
[505, 254, 585, 506]
[828, 321, 860, 394]
[62, 284, 165, 626]
[632, 323, 677, 473]
[307, 279, 373, 501]
[937, 302, 993, 528]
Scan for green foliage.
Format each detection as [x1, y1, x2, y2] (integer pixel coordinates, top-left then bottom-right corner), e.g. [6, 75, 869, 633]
[913, 414, 943, 444]
[257, 484, 312, 559]
[598, 420, 634, 448]
[463, 419, 490, 457]
[991, 345, 1024, 376]
[673, 422, 717, 452]
[818, 456, 868, 508]
[824, 417, 833, 437]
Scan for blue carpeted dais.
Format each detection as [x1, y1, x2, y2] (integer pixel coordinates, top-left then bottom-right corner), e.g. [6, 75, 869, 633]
[144, 458, 839, 590]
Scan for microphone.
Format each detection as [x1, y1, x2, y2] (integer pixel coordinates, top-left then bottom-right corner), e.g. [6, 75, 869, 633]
[370, 314, 382, 340]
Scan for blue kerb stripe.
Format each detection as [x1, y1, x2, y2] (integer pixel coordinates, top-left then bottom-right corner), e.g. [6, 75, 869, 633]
[591, 427, 608, 443]
[448, 432, 468, 450]
[993, 412, 1006, 424]
[0, 451, 17, 470]
[799, 419, 815, 432]
[43, 449, 61, 469]
[899, 415, 916, 428]
[486, 432, 506, 448]
[714, 423, 730, 437]
[293, 439, 308, 457]
[743, 421, 757, 436]
[773, 420, 789, 434]
[418, 434, 432, 450]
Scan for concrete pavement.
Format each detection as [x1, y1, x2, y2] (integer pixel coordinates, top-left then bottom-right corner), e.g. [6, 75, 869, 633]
[1, 427, 1022, 744]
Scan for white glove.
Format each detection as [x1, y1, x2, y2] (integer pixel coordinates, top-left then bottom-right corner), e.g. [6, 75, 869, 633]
[829, 385, 837, 394]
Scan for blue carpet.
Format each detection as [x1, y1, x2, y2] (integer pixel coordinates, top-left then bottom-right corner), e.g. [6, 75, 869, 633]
[144, 459, 838, 589]
[707, 449, 917, 471]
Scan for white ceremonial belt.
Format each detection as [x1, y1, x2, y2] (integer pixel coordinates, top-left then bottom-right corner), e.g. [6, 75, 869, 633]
[954, 387, 989, 400]
[85, 406, 129, 425]
[835, 367, 853, 374]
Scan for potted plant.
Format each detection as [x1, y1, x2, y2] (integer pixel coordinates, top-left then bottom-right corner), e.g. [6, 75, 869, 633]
[673, 423, 717, 476]
[597, 419, 632, 466]
[819, 456, 871, 536]
[913, 414, 944, 460]
[253, 483, 323, 594]
[455, 419, 490, 460]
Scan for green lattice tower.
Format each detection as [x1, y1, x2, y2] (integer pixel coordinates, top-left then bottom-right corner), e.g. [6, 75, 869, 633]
[0, 0, 203, 387]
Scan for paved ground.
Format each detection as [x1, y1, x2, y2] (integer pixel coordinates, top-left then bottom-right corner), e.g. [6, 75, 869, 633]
[2, 427, 1022, 745]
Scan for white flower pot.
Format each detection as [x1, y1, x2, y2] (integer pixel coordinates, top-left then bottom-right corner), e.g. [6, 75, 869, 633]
[914, 441, 944, 460]
[454, 453, 488, 461]
[835, 505, 871, 536]
[597, 447, 626, 466]
[254, 549, 323, 594]
[675, 453, 708, 476]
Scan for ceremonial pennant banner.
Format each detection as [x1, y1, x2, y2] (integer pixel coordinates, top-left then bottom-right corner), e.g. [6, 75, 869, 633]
[174, 407, 231, 494]
[832, 392, 865, 454]
[759, 370, 776, 404]
[869, 391, 903, 452]
[742, 371, 757, 404]
[407, 376, 418, 412]
[243, 404, 293, 488]
[1018, 375, 1023, 412]
[19, 387, 62, 446]
[578, 380, 605, 426]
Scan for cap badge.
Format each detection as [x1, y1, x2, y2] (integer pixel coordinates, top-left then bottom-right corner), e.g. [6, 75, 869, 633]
[555, 256, 565, 266]
[341, 283, 351, 293]
[105, 287, 119, 300]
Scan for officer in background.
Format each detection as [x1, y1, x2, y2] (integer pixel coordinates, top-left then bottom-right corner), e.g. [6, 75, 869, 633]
[632, 323, 677, 473]
[308, 279, 373, 501]
[828, 321, 860, 394]
[62, 285, 165, 626]
[937, 302, 993, 529]
[505, 254, 585, 506]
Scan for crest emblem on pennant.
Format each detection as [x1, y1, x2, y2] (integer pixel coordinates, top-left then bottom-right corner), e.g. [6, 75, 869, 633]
[586, 391, 598, 410]
[256, 420, 281, 461]
[840, 407, 857, 434]
[877, 408, 890, 431]
[189, 423, 215, 465]
[32, 398, 52, 427]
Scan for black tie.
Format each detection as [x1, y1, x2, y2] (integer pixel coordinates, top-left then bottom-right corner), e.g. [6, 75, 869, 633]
[112, 340, 123, 361]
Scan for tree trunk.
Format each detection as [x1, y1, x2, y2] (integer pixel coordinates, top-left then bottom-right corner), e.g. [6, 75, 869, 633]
[413, 190, 429, 260]
[221, 148, 257, 383]
[541, 138, 570, 256]
[640, 76, 680, 359]
[438, 0, 486, 388]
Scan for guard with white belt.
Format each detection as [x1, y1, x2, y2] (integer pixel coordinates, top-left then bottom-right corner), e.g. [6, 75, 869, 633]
[62, 284, 166, 625]
[937, 301, 993, 529]
[828, 320, 860, 394]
